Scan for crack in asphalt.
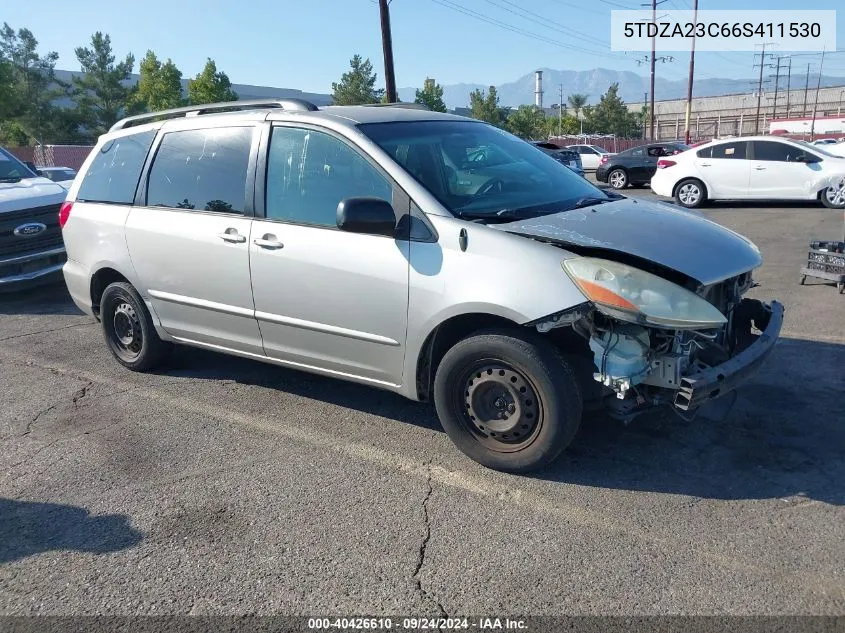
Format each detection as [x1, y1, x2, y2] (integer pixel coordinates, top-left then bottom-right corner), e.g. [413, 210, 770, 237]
[413, 462, 447, 618]
[0, 321, 95, 342]
[72, 382, 94, 408]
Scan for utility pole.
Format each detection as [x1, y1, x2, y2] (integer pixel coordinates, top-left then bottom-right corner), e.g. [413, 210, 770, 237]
[810, 49, 826, 140]
[558, 84, 564, 137]
[643, 0, 669, 139]
[753, 44, 775, 134]
[803, 63, 811, 116]
[785, 58, 792, 118]
[378, 0, 397, 103]
[643, 91, 648, 139]
[771, 56, 781, 121]
[683, 0, 698, 145]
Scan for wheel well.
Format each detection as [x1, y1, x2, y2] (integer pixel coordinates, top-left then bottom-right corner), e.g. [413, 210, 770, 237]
[90, 268, 130, 318]
[414, 313, 595, 401]
[672, 177, 707, 198]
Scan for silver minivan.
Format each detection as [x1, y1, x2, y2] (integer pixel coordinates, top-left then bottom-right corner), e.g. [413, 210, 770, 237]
[60, 100, 783, 472]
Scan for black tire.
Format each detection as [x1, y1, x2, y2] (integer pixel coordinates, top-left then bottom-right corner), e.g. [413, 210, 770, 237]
[100, 282, 171, 371]
[607, 168, 628, 189]
[433, 329, 583, 473]
[820, 185, 845, 209]
[674, 178, 706, 208]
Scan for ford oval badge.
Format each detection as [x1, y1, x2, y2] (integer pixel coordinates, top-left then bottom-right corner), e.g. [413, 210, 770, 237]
[13, 222, 47, 237]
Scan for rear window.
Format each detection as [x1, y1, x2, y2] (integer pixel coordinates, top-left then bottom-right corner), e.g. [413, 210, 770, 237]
[146, 127, 253, 214]
[77, 130, 155, 204]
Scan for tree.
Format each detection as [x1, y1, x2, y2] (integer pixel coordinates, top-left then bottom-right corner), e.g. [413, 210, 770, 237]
[414, 77, 446, 112]
[132, 50, 183, 112]
[582, 83, 640, 137]
[469, 86, 506, 127]
[567, 93, 588, 119]
[505, 105, 546, 140]
[187, 58, 238, 105]
[72, 32, 135, 136]
[545, 112, 581, 137]
[0, 23, 62, 145]
[331, 55, 383, 105]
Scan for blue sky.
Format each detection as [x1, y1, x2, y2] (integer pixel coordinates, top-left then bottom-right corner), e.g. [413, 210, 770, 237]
[10, 0, 845, 92]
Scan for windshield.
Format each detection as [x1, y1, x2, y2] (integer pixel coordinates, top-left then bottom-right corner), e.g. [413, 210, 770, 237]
[0, 147, 38, 181]
[794, 139, 842, 159]
[359, 120, 608, 220]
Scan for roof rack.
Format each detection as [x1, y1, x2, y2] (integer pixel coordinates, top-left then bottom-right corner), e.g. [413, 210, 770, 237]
[358, 102, 432, 111]
[109, 98, 319, 132]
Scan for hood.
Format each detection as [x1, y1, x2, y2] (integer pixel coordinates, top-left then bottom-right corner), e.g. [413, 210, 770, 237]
[0, 177, 67, 213]
[493, 197, 762, 286]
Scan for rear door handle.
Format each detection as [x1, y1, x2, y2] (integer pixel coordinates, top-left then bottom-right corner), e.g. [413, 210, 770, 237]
[700, 162, 711, 167]
[753, 166, 766, 170]
[218, 230, 246, 243]
[253, 235, 284, 250]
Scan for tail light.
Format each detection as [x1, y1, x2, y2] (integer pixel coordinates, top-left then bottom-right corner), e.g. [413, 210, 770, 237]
[657, 159, 676, 169]
[58, 201, 73, 228]
[600, 155, 609, 165]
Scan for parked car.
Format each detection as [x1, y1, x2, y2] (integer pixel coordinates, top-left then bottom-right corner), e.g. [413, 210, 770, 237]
[651, 136, 845, 209]
[812, 138, 838, 146]
[0, 146, 69, 290]
[595, 142, 689, 189]
[60, 99, 783, 472]
[564, 144, 614, 171]
[532, 142, 585, 178]
[36, 166, 78, 189]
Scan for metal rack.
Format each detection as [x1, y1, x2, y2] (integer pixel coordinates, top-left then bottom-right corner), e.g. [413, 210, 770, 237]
[800, 215, 845, 293]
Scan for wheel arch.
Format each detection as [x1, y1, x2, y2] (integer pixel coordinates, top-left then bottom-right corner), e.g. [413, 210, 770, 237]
[672, 176, 709, 200]
[90, 266, 133, 319]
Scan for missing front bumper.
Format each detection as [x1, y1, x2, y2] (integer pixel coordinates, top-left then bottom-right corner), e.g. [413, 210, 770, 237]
[674, 299, 784, 411]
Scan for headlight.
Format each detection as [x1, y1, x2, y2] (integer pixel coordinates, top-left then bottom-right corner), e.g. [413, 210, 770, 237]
[562, 257, 727, 329]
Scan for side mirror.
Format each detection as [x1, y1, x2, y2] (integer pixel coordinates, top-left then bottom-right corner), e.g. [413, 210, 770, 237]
[336, 197, 397, 237]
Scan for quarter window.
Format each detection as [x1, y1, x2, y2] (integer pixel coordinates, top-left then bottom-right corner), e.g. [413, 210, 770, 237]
[265, 127, 392, 227]
[77, 130, 155, 204]
[146, 127, 253, 214]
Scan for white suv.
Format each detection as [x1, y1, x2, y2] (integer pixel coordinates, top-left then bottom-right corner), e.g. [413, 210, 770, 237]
[61, 100, 782, 472]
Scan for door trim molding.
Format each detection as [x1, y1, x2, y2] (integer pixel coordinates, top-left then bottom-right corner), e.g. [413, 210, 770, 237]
[254, 310, 400, 347]
[148, 289, 254, 318]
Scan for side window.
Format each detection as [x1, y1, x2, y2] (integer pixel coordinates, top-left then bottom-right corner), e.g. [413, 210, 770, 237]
[647, 146, 663, 157]
[266, 127, 392, 227]
[696, 147, 712, 158]
[631, 148, 644, 157]
[77, 130, 155, 204]
[711, 141, 747, 160]
[753, 141, 801, 162]
[146, 127, 253, 214]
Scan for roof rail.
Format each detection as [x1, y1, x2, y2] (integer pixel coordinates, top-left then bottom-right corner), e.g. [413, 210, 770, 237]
[109, 99, 320, 132]
[359, 102, 432, 111]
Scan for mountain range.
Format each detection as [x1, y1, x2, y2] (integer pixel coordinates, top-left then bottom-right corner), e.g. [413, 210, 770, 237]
[398, 67, 845, 110]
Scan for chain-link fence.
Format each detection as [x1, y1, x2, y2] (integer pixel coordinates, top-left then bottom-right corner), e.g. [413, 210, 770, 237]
[6, 145, 94, 172]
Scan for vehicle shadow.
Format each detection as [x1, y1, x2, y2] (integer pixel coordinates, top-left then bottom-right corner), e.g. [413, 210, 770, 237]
[0, 498, 143, 563]
[161, 338, 844, 505]
[0, 282, 83, 317]
[536, 337, 845, 506]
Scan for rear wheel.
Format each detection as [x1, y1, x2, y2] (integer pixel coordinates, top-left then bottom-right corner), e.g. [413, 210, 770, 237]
[433, 330, 583, 473]
[100, 282, 171, 371]
[675, 178, 706, 208]
[608, 168, 628, 189]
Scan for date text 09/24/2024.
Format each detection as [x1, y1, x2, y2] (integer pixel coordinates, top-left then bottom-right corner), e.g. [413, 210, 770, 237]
[307, 617, 527, 630]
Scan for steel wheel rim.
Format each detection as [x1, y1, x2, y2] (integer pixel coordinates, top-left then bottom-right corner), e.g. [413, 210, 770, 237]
[455, 361, 543, 453]
[609, 170, 626, 188]
[679, 183, 700, 205]
[111, 302, 143, 360]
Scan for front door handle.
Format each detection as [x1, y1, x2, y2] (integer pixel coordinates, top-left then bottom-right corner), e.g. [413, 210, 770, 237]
[753, 166, 767, 170]
[699, 162, 711, 167]
[218, 229, 246, 243]
[254, 235, 284, 250]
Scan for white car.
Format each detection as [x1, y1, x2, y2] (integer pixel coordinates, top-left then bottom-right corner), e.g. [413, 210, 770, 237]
[650, 136, 845, 209]
[565, 144, 613, 171]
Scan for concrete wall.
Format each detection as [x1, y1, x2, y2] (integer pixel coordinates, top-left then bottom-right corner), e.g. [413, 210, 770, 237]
[630, 85, 845, 141]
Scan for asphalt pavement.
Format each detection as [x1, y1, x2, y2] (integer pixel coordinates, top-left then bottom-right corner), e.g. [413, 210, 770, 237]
[1, 188, 844, 617]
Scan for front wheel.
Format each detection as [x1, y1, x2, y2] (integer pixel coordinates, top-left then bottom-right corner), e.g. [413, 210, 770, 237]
[675, 178, 706, 208]
[433, 330, 583, 473]
[100, 282, 171, 371]
[820, 184, 845, 209]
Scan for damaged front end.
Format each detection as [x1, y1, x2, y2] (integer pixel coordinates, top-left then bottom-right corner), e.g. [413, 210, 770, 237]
[535, 258, 783, 421]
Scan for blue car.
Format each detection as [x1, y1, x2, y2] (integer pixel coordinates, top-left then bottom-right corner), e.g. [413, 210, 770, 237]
[532, 142, 586, 178]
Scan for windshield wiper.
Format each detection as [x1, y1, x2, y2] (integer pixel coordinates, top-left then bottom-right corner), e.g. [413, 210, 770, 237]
[568, 196, 613, 210]
[454, 208, 531, 223]
[0, 177, 23, 183]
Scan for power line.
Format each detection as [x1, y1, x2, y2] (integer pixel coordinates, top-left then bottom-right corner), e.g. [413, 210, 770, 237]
[546, 0, 606, 17]
[427, 0, 610, 55]
[481, 0, 610, 48]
